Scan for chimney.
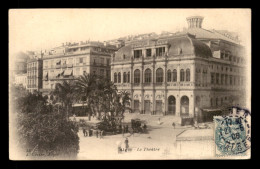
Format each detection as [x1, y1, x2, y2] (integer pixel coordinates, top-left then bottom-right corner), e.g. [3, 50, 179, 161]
[186, 16, 204, 29]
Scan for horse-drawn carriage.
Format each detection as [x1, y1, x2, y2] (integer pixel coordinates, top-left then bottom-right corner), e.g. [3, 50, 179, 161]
[131, 118, 147, 133]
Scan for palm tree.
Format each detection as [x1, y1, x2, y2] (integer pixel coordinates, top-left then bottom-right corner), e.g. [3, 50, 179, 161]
[51, 80, 76, 120]
[75, 74, 97, 121]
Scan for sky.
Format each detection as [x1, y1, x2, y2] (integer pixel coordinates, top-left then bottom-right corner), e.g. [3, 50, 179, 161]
[9, 9, 251, 56]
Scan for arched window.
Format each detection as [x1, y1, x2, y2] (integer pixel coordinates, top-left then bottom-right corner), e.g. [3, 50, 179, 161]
[127, 72, 130, 83]
[134, 69, 140, 84]
[167, 70, 171, 82]
[186, 69, 190, 81]
[173, 69, 177, 82]
[114, 72, 117, 83]
[144, 68, 152, 83]
[180, 69, 185, 82]
[156, 68, 163, 83]
[118, 72, 121, 83]
[123, 72, 127, 83]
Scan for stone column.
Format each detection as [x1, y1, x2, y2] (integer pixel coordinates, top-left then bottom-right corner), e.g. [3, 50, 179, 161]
[190, 93, 195, 117]
[176, 95, 180, 116]
[152, 61, 156, 115]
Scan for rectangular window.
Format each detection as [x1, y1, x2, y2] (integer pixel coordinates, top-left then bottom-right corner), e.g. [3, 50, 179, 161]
[225, 74, 228, 85]
[79, 58, 83, 63]
[134, 50, 142, 58]
[44, 61, 48, 68]
[100, 69, 104, 77]
[106, 58, 110, 66]
[221, 74, 224, 85]
[68, 58, 73, 65]
[146, 49, 152, 57]
[216, 73, 219, 84]
[230, 75, 233, 85]
[62, 59, 67, 65]
[211, 73, 215, 84]
[100, 58, 104, 66]
[156, 47, 165, 56]
[76, 68, 80, 75]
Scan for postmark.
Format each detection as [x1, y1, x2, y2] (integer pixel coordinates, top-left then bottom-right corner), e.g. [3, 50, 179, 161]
[214, 106, 251, 156]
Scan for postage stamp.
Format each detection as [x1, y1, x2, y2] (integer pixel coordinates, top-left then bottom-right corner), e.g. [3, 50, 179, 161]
[214, 106, 251, 157]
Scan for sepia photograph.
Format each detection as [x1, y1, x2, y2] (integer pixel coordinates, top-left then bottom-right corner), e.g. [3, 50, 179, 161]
[9, 8, 251, 160]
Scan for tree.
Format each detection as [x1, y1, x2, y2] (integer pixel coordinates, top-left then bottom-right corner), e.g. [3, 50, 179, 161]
[75, 74, 99, 121]
[51, 80, 77, 120]
[13, 91, 79, 159]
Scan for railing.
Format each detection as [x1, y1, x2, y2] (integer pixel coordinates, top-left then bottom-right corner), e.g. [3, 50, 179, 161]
[143, 82, 152, 86]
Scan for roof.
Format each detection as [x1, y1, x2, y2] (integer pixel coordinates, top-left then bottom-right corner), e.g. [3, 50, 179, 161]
[180, 28, 240, 45]
[114, 34, 212, 61]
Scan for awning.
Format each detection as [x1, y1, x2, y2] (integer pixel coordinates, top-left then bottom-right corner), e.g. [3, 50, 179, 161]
[64, 69, 73, 76]
[43, 72, 48, 77]
[56, 60, 61, 64]
[56, 70, 64, 76]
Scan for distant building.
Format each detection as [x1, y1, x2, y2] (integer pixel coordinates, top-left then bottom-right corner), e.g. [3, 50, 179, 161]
[10, 52, 29, 84]
[27, 55, 43, 93]
[40, 41, 118, 96]
[14, 73, 27, 88]
[111, 16, 246, 117]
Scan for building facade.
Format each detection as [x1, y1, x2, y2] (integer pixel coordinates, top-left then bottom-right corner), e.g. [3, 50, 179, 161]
[40, 41, 117, 96]
[27, 58, 43, 93]
[14, 73, 27, 88]
[111, 16, 246, 117]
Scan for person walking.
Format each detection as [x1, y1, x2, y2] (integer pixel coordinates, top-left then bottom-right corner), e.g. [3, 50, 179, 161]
[125, 125, 128, 133]
[122, 125, 125, 137]
[124, 138, 129, 152]
[172, 122, 176, 129]
[83, 128, 86, 137]
[100, 130, 103, 139]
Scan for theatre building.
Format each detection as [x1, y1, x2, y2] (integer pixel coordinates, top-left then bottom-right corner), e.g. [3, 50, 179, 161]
[111, 16, 246, 117]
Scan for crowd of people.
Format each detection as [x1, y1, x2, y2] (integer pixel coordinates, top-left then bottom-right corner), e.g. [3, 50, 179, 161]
[82, 127, 104, 139]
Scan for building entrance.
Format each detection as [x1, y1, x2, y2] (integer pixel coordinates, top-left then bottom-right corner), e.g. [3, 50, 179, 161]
[168, 96, 176, 115]
[134, 100, 140, 113]
[144, 100, 150, 114]
[155, 100, 162, 115]
[181, 96, 189, 116]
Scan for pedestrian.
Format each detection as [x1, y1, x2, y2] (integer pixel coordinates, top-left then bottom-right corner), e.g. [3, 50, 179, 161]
[122, 125, 125, 136]
[85, 128, 89, 137]
[172, 122, 176, 129]
[143, 124, 147, 133]
[73, 114, 76, 122]
[157, 118, 161, 125]
[96, 129, 99, 138]
[83, 128, 86, 137]
[124, 138, 129, 152]
[100, 130, 103, 139]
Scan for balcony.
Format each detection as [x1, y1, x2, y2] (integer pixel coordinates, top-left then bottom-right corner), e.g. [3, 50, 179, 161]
[155, 82, 163, 86]
[143, 82, 152, 86]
